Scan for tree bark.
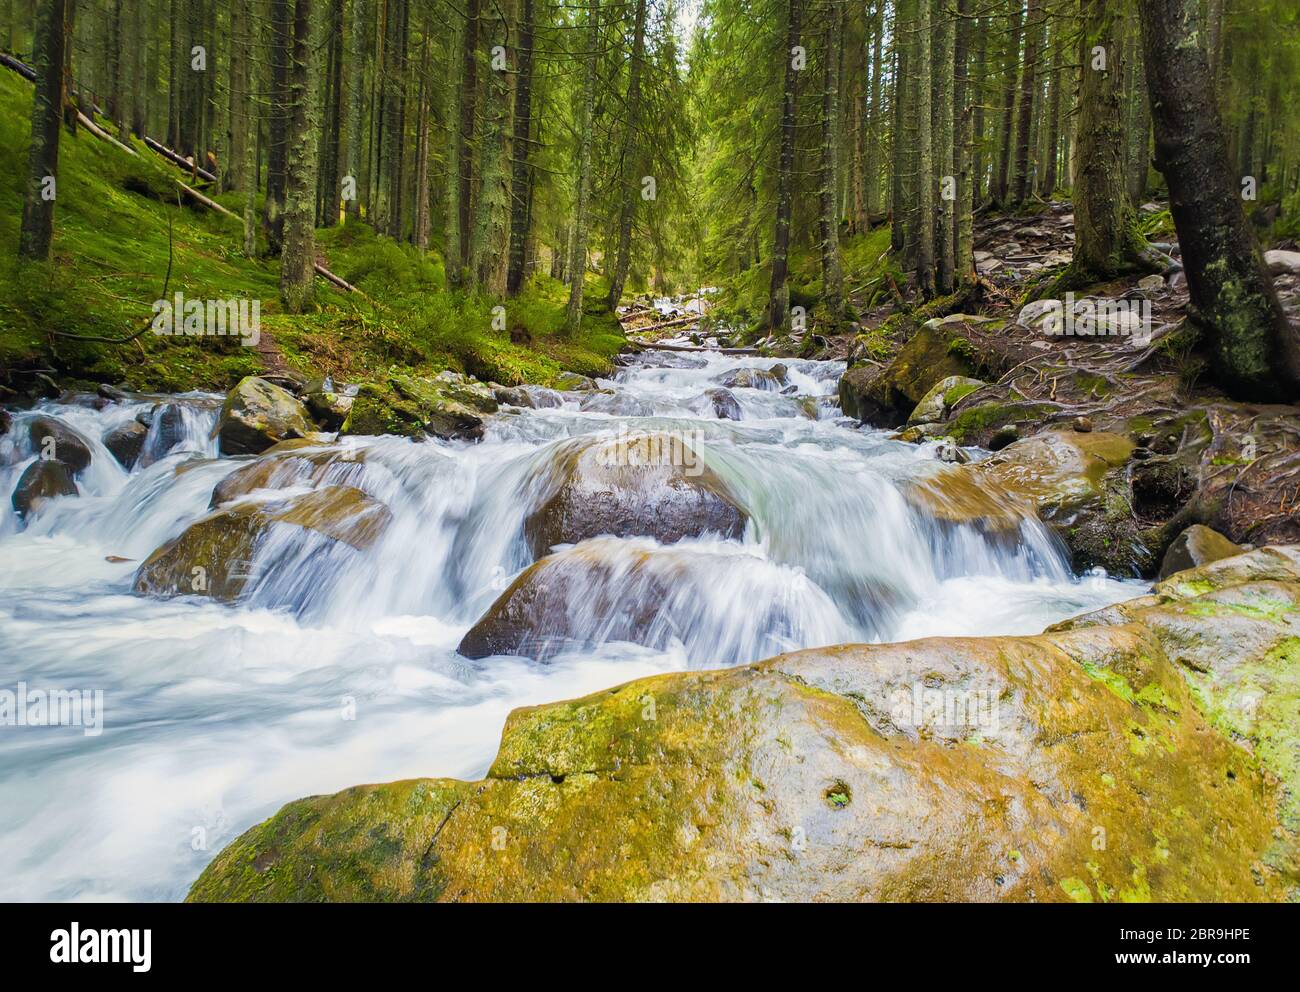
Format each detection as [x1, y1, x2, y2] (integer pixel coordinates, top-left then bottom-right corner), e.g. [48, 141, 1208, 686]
[766, 0, 801, 331]
[506, 0, 536, 296]
[565, 0, 601, 332]
[1071, 0, 1146, 279]
[264, 0, 291, 256]
[344, 0, 369, 221]
[1011, 0, 1042, 205]
[954, 0, 975, 285]
[605, 0, 649, 309]
[993, 1, 1023, 206]
[934, 0, 955, 293]
[914, 0, 935, 296]
[280, 0, 324, 312]
[1138, 0, 1300, 401]
[819, 1, 845, 323]
[18, 0, 66, 262]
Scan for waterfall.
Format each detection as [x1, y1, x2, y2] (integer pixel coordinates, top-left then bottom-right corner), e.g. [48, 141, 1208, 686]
[0, 353, 1142, 900]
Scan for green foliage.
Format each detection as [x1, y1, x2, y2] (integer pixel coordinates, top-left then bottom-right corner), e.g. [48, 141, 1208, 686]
[0, 71, 623, 394]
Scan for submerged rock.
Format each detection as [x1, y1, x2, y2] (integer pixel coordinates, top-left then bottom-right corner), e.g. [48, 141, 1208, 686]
[27, 416, 92, 474]
[189, 547, 1300, 903]
[909, 430, 1142, 573]
[493, 385, 562, 409]
[1156, 524, 1244, 580]
[457, 543, 671, 659]
[209, 440, 369, 508]
[213, 376, 313, 455]
[134, 485, 391, 602]
[522, 432, 748, 558]
[578, 390, 652, 417]
[713, 366, 785, 392]
[138, 403, 187, 467]
[102, 420, 149, 468]
[11, 459, 78, 517]
[700, 387, 742, 421]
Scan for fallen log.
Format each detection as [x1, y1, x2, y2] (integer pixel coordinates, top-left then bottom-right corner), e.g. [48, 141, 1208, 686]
[632, 341, 759, 355]
[634, 312, 703, 334]
[143, 135, 218, 184]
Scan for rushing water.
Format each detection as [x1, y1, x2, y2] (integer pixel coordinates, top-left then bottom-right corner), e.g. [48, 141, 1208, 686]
[0, 344, 1142, 901]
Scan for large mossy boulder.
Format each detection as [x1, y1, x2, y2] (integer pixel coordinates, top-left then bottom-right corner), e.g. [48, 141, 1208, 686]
[189, 547, 1300, 903]
[907, 375, 986, 426]
[11, 459, 78, 517]
[133, 485, 392, 602]
[27, 416, 92, 474]
[522, 432, 748, 558]
[839, 323, 986, 426]
[341, 374, 497, 442]
[213, 376, 314, 456]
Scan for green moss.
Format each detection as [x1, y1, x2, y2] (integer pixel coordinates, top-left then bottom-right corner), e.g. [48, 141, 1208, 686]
[1059, 877, 1093, 903]
[0, 72, 624, 395]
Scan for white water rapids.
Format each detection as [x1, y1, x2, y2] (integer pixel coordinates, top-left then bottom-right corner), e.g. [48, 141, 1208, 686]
[0, 345, 1142, 900]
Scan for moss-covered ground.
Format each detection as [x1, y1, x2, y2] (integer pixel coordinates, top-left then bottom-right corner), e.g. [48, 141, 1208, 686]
[0, 70, 625, 396]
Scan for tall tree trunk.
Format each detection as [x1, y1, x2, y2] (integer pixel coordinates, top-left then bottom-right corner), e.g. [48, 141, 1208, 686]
[819, 1, 845, 323]
[766, 0, 801, 331]
[888, 0, 910, 254]
[565, 0, 601, 332]
[264, 0, 291, 255]
[457, 0, 479, 269]
[1011, 0, 1042, 205]
[605, 0, 649, 309]
[864, 0, 883, 217]
[994, 1, 1023, 206]
[1043, 27, 1063, 195]
[468, 3, 509, 291]
[412, 19, 431, 250]
[444, 7, 465, 285]
[376, 0, 408, 239]
[506, 0, 536, 296]
[954, 0, 975, 285]
[1071, 0, 1146, 278]
[971, 12, 988, 203]
[232, 0, 257, 256]
[19, 0, 66, 262]
[1138, 0, 1300, 401]
[914, 0, 935, 296]
[318, 0, 345, 226]
[934, 0, 955, 293]
[280, 0, 323, 312]
[344, 0, 368, 221]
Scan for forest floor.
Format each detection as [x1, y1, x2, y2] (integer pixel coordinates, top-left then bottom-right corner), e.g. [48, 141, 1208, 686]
[833, 201, 1300, 566]
[0, 69, 626, 399]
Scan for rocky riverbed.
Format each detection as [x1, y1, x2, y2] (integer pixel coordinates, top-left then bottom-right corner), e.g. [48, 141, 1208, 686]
[1, 338, 1292, 901]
